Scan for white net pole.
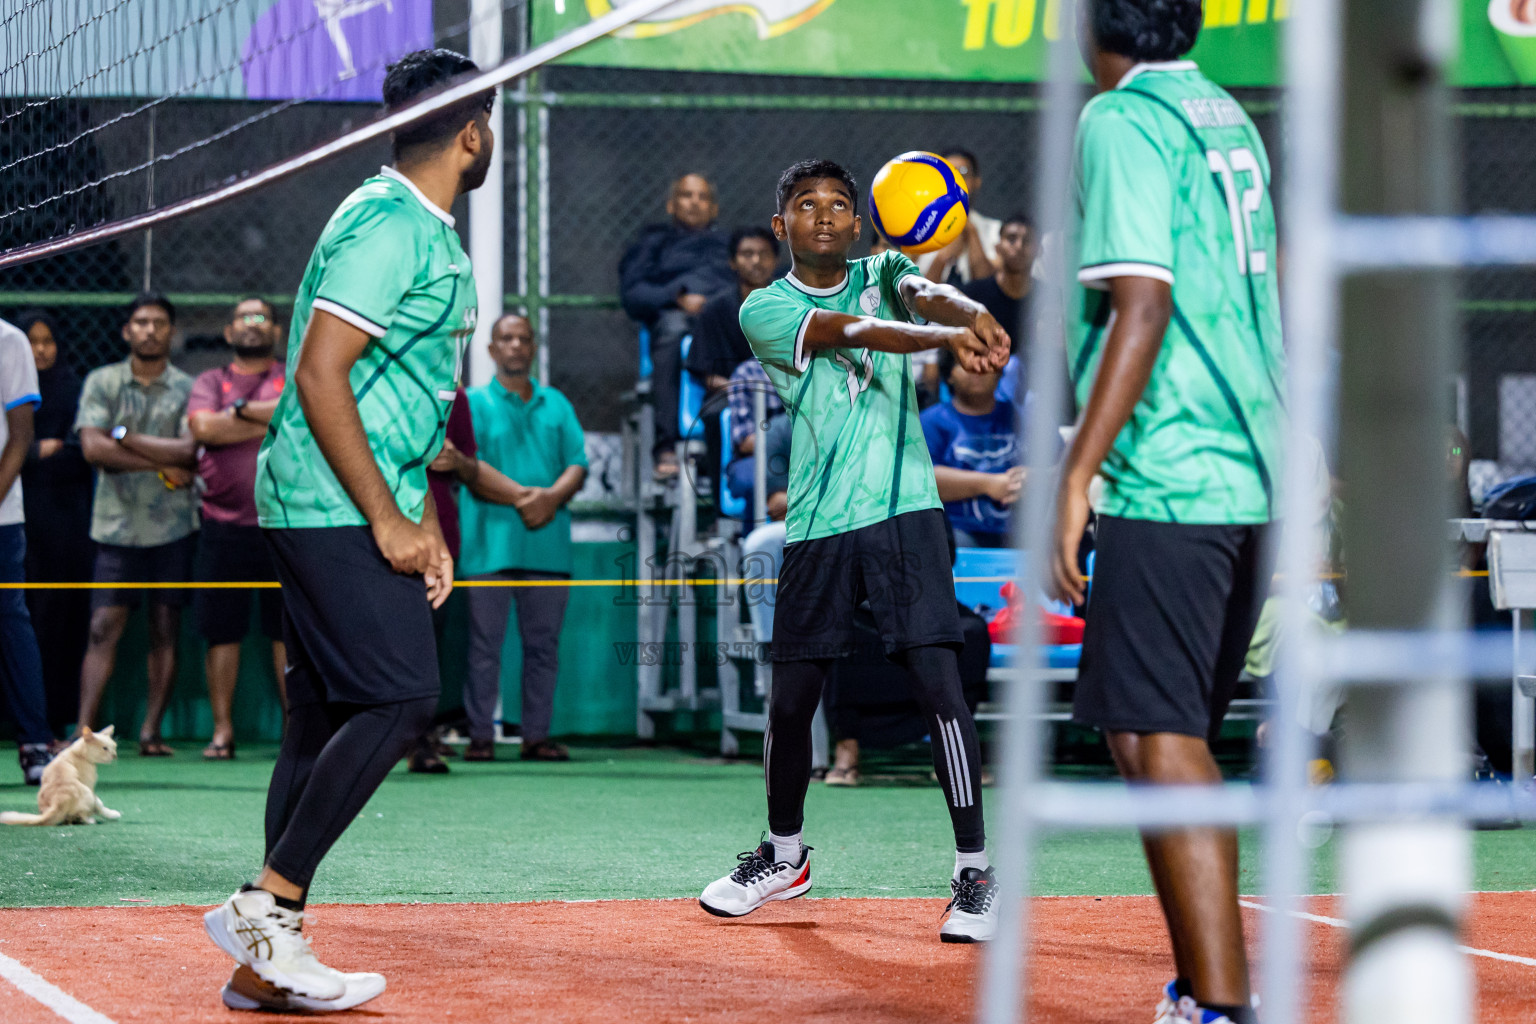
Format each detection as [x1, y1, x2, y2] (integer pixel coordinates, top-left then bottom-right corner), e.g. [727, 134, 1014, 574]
[976, 9, 1083, 1022]
[0, 0, 682, 271]
[467, 0, 505, 388]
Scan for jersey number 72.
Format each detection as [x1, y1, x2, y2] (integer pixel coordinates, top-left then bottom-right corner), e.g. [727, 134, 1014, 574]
[1207, 147, 1268, 277]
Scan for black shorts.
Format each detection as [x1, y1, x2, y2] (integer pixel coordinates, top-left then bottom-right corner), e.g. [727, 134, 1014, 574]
[772, 508, 963, 663]
[265, 526, 440, 708]
[195, 520, 283, 646]
[1073, 516, 1273, 741]
[91, 536, 196, 610]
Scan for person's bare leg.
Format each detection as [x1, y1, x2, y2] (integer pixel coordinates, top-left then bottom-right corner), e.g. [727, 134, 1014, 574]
[141, 603, 181, 742]
[833, 737, 859, 771]
[206, 642, 241, 748]
[1108, 730, 1249, 1009]
[253, 865, 304, 903]
[271, 641, 288, 713]
[77, 605, 130, 731]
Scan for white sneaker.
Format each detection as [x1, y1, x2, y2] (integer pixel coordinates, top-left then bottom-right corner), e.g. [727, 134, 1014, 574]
[1154, 979, 1200, 1023]
[221, 965, 386, 1013]
[699, 838, 812, 917]
[939, 866, 998, 943]
[203, 888, 347, 1000]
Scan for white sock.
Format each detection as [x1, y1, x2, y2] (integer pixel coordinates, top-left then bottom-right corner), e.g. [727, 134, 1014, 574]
[955, 849, 989, 879]
[770, 831, 803, 866]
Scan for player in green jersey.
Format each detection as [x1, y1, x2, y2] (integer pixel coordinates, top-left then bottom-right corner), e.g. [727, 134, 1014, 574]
[699, 159, 1011, 943]
[1050, 3, 1285, 1022]
[203, 50, 494, 1014]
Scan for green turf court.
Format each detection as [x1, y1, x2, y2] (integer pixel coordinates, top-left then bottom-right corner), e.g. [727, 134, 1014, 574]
[6, 741, 1536, 909]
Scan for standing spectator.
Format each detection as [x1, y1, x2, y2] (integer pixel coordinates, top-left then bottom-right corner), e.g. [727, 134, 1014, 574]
[0, 317, 52, 784]
[410, 386, 480, 774]
[619, 173, 735, 478]
[961, 214, 1037, 349]
[186, 297, 287, 760]
[18, 311, 93, 735]
[685, 226, 780, 393]
[921, 350, 1022, 548]
[75, 293, 199, 755]
[918, 148, 1001, 285]
[459, 314, 588, 762]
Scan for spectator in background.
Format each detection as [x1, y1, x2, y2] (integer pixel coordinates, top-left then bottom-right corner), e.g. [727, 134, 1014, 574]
[919, 148, 1001, 286]
[75, 293, 199, 755]
[18, 311, 93, 736]
[619, 173, 735, 478]
[921, 349, 1022, 548]
[459, 313, 588, 762]
[961, 214, 1036, 349]
[686, 226, 780, 394]
[724, 359, 785, 511]
[413, 386, 480, 774]
[0, 317, 52, 784]
[186, 297, 287, 760]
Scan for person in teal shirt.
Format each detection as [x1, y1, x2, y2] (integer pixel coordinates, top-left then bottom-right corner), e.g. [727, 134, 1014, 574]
[459, 313, 588, 762]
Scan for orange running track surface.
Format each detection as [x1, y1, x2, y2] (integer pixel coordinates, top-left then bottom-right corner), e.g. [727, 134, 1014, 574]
[3, 894, 1535, 1023]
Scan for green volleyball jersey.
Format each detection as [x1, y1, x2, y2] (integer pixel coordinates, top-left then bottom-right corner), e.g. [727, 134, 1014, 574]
[1069, 61, 1286, 525]
[257, 167, 477, 529]
[739, 250, 940, 544]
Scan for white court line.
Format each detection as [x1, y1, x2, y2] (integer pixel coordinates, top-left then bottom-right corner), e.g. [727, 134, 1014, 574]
[0, 951, 117, 1024]
[1239, 898, 1536, 968]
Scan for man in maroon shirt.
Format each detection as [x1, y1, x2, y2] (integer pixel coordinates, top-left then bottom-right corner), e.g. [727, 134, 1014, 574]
[187, 297, 287, 759]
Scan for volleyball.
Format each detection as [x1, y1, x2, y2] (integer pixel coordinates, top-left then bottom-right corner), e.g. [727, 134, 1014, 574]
[867, 151, 970, 255]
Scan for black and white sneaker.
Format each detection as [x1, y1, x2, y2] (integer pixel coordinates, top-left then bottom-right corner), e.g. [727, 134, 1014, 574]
[18, 743, 51, 786]
[699, 837, 812, 918]
[939, 866, 998, 943]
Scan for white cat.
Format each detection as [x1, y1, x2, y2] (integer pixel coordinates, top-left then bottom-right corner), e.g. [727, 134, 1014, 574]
[1, 726, 120, 826]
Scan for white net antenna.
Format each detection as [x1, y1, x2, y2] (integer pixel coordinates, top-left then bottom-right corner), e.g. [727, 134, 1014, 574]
[0, 0, 680, 272]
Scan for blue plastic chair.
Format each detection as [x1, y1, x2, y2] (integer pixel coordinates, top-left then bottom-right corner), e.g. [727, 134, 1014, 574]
[638, 324, 654, 382]
[718, 405, 747, 521]
[678, 334, 705, 441]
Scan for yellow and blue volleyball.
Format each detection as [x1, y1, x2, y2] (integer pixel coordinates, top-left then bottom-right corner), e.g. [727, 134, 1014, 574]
[868, 152, 970, 256]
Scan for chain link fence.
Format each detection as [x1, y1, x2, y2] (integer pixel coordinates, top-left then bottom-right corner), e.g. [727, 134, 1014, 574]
[1, 60, 1533, 491]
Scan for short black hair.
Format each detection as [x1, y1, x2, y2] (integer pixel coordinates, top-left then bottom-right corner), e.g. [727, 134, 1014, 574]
[127, 291, 175, 325]
[729, 225, 779, 259]
[938, 348, 957, 383]
[1088, 0, 1201, 62]
[382, 49, 490, 160]
[232, 295, 277, 323]
[941, 147, 980, 175]
[775, 159, 859, 215]
[1002, 212, 1035, 233]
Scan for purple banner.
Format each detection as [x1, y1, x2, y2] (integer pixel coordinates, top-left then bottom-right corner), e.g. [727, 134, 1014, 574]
[242, 0, 433, 101]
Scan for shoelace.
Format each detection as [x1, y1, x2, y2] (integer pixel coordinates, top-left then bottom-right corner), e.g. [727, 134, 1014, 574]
[729, 849, 778, 886]
[944, 876, 997, 917]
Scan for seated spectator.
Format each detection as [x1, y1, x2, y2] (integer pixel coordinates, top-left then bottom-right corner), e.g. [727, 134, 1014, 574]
[918, 148, 1001, 285]
[186, 297, 287, 760]
[74, 293, 199, 755]
[686, 226, 780, 394]
[0, 316, 52, 784]
[723, 358, 785, 511]
[961, 214, 1036, 348]
[619, 173, 735, 479]
[459, 314, 588, 762]
[18, 310, 93, 737]
[921, 350, 1021, 548]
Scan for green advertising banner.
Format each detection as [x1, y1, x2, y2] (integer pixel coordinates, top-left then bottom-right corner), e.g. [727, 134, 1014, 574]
[533, 1, 1534, 87]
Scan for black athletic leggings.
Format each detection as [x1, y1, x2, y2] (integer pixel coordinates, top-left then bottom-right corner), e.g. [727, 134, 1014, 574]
[766, 644, 985, 852]
[264, 696, 437, 890]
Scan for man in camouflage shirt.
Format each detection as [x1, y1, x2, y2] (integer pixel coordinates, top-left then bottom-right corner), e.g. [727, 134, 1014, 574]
[74, 293, 198, 754]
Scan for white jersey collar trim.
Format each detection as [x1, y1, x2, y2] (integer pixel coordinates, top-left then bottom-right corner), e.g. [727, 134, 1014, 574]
[1116, 60, 1199, 90]
[380, 165, 455, 227]
[786, 268, 850, 297]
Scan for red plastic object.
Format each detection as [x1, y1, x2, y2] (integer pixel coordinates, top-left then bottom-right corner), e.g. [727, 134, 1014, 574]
[987, 582, 1085, 645]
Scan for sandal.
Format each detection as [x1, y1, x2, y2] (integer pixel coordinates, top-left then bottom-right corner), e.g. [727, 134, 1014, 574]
[139, 738, 174, 757]
[202, 740, 235, 760]
[824, 765, 860, 787]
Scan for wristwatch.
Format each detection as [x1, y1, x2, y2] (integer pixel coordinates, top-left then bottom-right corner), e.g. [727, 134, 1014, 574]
[110, 425, 128, 443]
[231, 398, 250, 422]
